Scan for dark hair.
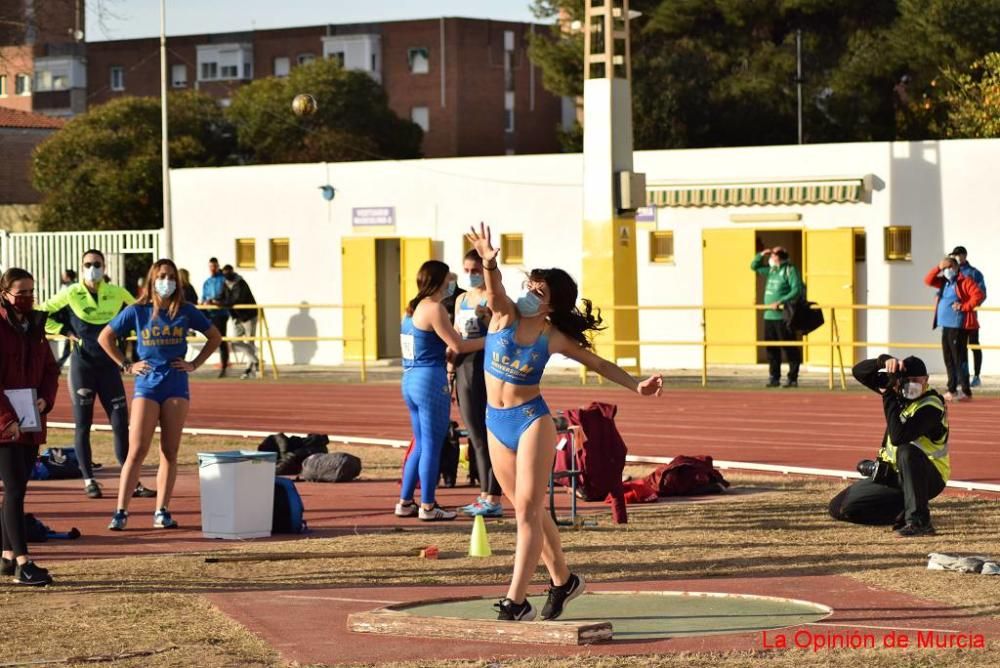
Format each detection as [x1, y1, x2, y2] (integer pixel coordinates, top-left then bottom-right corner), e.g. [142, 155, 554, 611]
[209, 257, 219, 264]
[64, 269, 77, 280]
[463, 248, 483, 265]
[0, 268, 33, 294]
[528, 268, 604, 349]
[82, 249, 105, 261]
[406, 260, 449, 316]
[222, 264, 234, 273]
[138, 258, 184, 320]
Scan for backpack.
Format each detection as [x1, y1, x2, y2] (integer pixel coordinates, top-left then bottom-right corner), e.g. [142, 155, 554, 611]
[272, 477, 307, 534]
[555, 402, 628, 524]
[258, 433, 330, 476]
[25, 513, 82, 542]
[31, 447, 82, 480]
[643, 455, 731, 497]
[300, 452, 362, 483]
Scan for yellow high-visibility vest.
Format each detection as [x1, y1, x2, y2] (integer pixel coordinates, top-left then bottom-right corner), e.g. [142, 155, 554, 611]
[878, 393, 950, 482]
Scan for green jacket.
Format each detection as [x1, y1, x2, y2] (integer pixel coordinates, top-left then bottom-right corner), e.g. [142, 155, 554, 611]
[41, 280, 135, 364]
[750, 253, 803, 321]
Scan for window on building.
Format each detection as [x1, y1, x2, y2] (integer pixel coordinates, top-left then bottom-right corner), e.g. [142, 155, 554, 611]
[236, 238, 256, 269]
[171, 64, 187, 87]
[501, 234, 524, 265]
[884, 226, 911, 262]
[15, 73, 31, 95]
[462, 235, 473, 256]
[504, 92, 515, 132]
[504, 30, 515, 51]
[649, 231, 675, 264]
[274, 57, 290, 77]
[411, 106, 429, 132]
[110, 66, 124, 91]
[854, 229, 867, 263]
[270, 238, 290, 268]
[200, 62, 218, 80]
[220, 64, 238, 79]
[244, 62, 252, 79]
[52, 74, 68, 90]
[408, 47, 429, 74]
[0, 75, 6, 96]
[36, 70, 52, 90]
[297, 53, 315, 66]
[328, 51, 345, 67]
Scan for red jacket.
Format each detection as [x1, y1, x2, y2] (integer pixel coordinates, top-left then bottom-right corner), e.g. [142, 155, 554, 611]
[924, 266, 984, 330]
[0, 305, 59, 446]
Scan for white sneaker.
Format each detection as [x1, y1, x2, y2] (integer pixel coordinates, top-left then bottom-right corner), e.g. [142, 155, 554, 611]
[394, 501, 418, 517]
[418, 504, 457, 521]
[957, 391, 972, 402]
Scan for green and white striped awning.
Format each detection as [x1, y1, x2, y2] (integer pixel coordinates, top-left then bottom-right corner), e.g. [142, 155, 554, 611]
[646, 178, 866, 208]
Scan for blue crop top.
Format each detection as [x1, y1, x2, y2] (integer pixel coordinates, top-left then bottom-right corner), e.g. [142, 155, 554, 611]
[400, 316, 447, 369]
[484, 321, 551, 386]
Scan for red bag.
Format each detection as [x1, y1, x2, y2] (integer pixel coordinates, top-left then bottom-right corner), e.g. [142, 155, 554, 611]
[643, 455, 730, 497]
[612, 480, 659, 505]
[555, 402, 628, 524]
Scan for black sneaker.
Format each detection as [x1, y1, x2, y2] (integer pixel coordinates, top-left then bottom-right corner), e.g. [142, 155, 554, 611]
[0, 557, 14, 576]
[494, 598, 536, 622]
[896, 523, 936, 537]
[133, 482, 156, 498]
[92, 461, 104, 471]
[14, 561, 52, 586]
[540, 573, 586, 620]
[85, 480, 103, 499]
[783, 380, 798, 388]
[766, 379, 780, 388]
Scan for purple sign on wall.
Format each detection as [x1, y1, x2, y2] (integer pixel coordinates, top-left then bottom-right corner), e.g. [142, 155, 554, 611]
[352, 207, 395, 226]
[636, 206, 656, 223]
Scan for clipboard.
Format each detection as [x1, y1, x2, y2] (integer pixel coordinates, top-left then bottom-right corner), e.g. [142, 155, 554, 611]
[3, 388, 41, 433]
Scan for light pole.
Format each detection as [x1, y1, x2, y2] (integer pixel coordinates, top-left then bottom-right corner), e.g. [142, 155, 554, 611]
[160, 0, 173, 258]
[796, 29, 803, 144]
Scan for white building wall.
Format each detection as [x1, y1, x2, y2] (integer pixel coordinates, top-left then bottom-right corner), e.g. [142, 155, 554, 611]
[170, 139, 1000, 373]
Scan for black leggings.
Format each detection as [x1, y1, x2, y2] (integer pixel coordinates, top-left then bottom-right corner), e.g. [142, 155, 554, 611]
[70, 352, 129, 478]
[0, 444, 39, 558]
[968, 329, 982, 378]
[455, 351, 501, 496]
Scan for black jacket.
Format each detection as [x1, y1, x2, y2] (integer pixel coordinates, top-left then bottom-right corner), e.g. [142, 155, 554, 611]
[222, 276, 258, 322]
[852, 355, 947, 450]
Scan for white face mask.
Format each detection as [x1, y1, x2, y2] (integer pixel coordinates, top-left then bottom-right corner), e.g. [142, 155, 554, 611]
[769, 257, 781, 268]
[943, 268, 957, 281]
[902, 381, 924, 400]
[154, 278, 176, 298]
[83, 265, 104, 283]
[468, 273, 484, 289]
[516, 289, 543, 317]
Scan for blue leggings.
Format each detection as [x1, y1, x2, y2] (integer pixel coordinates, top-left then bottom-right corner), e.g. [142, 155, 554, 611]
[400, 366, 452, 504]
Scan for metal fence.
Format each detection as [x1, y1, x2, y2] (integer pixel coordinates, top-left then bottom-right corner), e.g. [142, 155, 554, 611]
[0, 229, 162, 301]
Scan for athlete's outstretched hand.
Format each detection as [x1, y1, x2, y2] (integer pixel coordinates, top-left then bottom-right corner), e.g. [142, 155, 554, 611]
[465, 222, 499, 264]
[637, 374, 663, 397]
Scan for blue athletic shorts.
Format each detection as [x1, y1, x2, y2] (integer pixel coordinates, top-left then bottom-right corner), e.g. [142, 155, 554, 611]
[486, 395, 550, 451]
[133, 368, 190, 404]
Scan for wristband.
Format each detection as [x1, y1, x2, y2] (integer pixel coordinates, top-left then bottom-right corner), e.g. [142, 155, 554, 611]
[485, 260, 499, 271]
[120, 360, 131, 373]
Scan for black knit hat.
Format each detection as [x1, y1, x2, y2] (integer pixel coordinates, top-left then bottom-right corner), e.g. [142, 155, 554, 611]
[902, 356, 928, 377]
[951, 246, 968, 256]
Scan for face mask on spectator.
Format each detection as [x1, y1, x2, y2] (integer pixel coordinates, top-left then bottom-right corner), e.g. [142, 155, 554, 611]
[943, 268, 957, 281]
[83, 264, 104, 282]
[154, 279, 176, 298]
[902, 381, 924, 400]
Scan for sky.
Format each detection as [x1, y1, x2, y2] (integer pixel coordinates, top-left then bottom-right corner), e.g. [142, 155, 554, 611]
[85, 1, 545, 42]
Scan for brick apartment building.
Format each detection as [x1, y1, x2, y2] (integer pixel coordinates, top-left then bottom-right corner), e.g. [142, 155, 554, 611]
[0, 2, 565, 158]
[0, 106, 64, 231]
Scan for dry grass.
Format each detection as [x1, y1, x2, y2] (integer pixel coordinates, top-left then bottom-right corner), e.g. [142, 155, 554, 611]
[2, 433, 998, 667]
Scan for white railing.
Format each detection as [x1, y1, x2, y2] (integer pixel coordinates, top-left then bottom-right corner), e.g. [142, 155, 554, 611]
[0, 229, 163, 301]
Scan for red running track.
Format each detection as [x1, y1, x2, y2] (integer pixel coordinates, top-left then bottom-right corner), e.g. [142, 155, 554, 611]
[46, 381, 1000, 484]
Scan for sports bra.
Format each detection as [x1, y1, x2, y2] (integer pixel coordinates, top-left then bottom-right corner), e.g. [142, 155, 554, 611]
[484, 321, 551, 386]
[454, 294, 489, 340]
[400, 316, 447, 369]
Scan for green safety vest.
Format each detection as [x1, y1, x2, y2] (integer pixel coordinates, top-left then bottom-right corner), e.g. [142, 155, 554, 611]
[878, 393, 950, 482]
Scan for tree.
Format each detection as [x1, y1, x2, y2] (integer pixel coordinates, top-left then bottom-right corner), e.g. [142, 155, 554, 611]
[32, 92, 236, 231]
[527, 0, 1000, 148]
[226, 58, 423, 164]
[936, 52, 1000, 138]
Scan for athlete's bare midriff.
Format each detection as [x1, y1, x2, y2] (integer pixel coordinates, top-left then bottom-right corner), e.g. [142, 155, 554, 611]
[485, 374, 543, 409]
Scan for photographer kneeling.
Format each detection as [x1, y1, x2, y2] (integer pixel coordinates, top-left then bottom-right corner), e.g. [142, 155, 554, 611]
[828, 355, 949, 537]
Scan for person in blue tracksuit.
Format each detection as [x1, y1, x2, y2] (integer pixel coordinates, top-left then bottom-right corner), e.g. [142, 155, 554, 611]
[396, 260, 484, 522]
[98, 259, 222, 531]
[466, 223, 663, 623]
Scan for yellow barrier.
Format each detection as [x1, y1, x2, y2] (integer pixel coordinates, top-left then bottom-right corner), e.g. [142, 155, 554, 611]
[586, 304, 1000, 390]
[46, 303, 369, 383]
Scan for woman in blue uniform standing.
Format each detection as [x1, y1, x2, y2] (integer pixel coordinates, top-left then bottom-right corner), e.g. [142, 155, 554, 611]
[98, 259, 222, 530]
[466, 223, 663, 622]
[396, 260, 484, 521]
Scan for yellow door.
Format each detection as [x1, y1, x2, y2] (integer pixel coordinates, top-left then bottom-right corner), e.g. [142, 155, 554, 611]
[399, 237, 433, 316]
[803, 229, 854, 365]
[703, 228, 757, 363]
[342, 237, 377, 361]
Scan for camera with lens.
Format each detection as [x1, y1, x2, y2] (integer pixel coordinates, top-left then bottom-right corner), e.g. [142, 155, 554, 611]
[875, 369, 905, 390]
[857, 458, 892, 484]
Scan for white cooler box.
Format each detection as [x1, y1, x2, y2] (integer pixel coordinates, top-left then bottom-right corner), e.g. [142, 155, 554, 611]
[198, 450, 276, 539]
